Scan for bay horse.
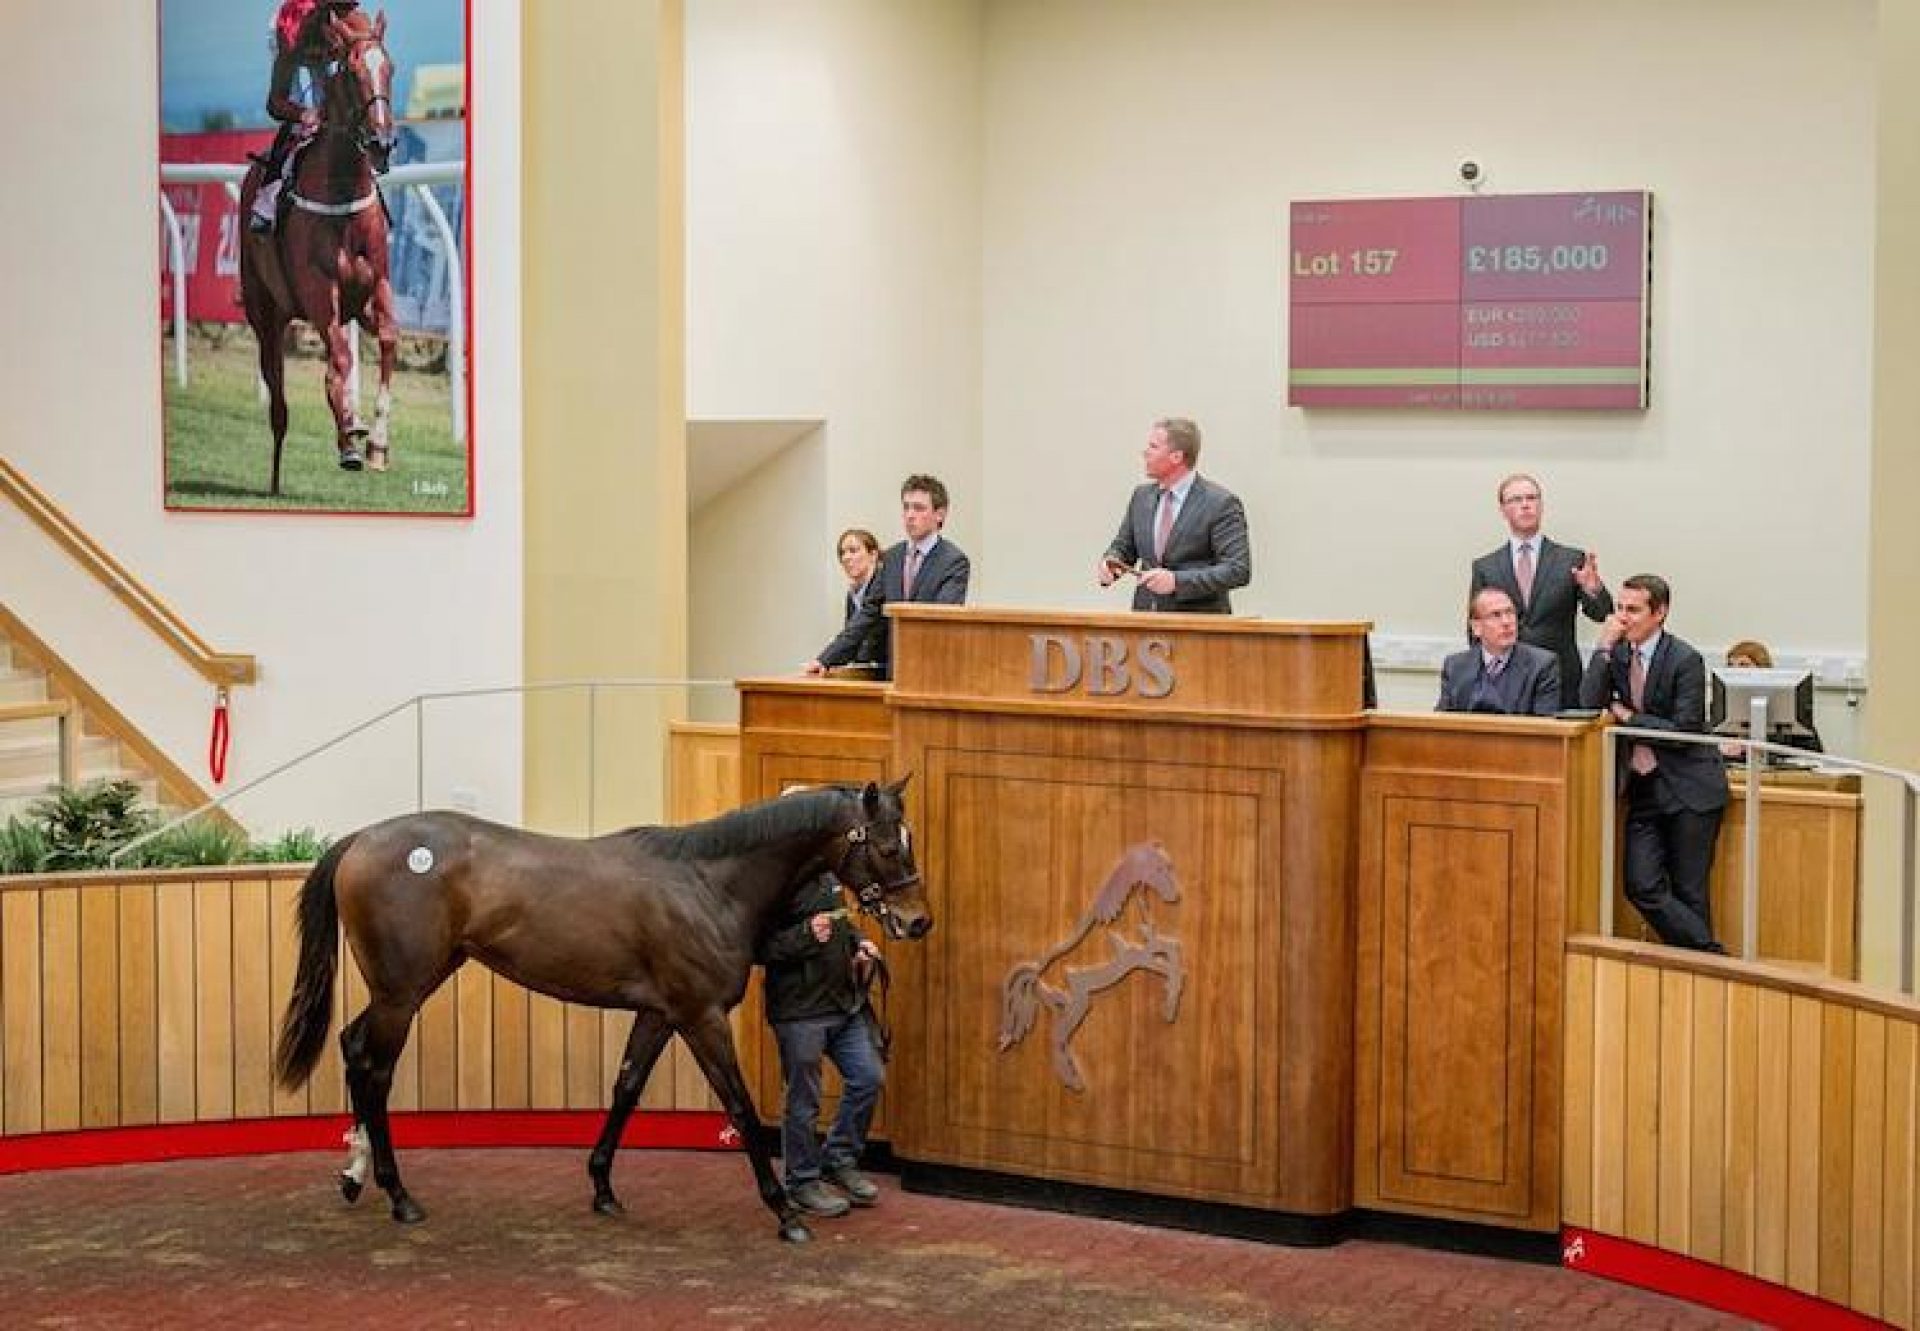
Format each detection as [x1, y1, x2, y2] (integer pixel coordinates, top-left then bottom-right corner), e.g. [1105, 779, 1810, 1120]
[273, 780, 929, 1244]
[239, 7, 399, 494]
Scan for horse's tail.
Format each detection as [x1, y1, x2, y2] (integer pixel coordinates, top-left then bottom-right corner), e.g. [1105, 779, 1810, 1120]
[274, 834, 358, 1091]
[998, 963, 1042, 1050]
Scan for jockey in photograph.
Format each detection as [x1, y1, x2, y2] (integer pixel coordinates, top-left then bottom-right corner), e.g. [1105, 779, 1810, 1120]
[249, 0, 361, 233]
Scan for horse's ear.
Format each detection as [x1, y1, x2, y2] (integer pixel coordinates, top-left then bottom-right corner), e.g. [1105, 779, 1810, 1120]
[375, 11, 387, 38]
[885, 773, 914, 799]
[861, 781, 881, 815]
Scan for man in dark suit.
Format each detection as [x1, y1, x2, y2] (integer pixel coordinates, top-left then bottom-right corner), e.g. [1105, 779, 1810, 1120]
[1580, 574, 1728, 953]
[1468, 473, 1612, 689]
[807, 474, 969, 679]
[1097, 417, 1251, 614]
[1436, 588, 1561, 716]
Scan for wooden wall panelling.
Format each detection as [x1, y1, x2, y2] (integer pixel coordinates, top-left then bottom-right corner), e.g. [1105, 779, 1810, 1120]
[1886, 1021, 1917, 1327]
[193, 879, 234, 1122]
[891, 702, 1358, 1216]
[2, 890, 41, 1133]
[41, 886, 80, 1131]
[1688, 974, 1728, 1265]
[79, 884, 119, 1127]
[155, 882, 195, 1122]
[230, 877, 273, 1120]
[118, 882, 158, 1124]
[1355, 715, 1602, 1232]
[1565, 938, 1920, 1329]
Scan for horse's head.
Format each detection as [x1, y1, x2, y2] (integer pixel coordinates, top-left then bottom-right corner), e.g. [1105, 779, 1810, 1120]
[323, 9, 397, 173]
[833, 777, 932, 942]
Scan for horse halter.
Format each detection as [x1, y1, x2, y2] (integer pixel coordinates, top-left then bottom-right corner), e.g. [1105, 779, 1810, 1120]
[834, 820, 922, 919]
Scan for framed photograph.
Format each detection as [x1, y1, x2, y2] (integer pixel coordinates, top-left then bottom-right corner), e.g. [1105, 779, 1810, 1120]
[159, 0, 472, 515]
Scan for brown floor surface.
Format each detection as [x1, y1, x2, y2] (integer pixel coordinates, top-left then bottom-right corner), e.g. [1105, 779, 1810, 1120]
[0, 1148, 1756, 1329]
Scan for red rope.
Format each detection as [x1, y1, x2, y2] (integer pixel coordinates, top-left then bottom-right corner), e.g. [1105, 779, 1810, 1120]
[209, 691, 231, 785]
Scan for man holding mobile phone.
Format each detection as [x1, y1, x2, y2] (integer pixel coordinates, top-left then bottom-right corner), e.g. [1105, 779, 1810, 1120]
[1096, 418, 1251, 613]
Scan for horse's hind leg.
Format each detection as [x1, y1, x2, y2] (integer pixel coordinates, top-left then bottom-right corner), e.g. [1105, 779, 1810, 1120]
[343, 999, 425, 1223]
[250, 309, 292, 495]
[680, 1010, 811, 1244]
[587, 1008, 673, 1216]
[338, 1012, 374, 1202]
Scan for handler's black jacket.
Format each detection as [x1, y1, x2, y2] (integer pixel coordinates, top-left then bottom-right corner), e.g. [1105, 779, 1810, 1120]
[757, 875, 864, 1024]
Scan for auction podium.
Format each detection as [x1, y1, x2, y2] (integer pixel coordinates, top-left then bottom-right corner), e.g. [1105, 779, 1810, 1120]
[882, 605, 1370, 1220]
[733, 607, 1603, 1237]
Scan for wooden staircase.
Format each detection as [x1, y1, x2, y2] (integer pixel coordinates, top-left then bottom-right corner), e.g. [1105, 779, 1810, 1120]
[0, 627, 169, 822]
[1, 458, 254, 829]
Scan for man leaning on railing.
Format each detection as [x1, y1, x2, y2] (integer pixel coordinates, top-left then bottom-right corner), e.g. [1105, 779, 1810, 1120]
[1581, 573, 1729, 954]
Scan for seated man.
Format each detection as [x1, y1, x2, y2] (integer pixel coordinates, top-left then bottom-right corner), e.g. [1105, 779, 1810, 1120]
[1436, 587, 1561, 716]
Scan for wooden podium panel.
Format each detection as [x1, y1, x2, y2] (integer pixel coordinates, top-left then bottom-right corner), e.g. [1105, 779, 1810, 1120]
[1354, 713, 1604, 1232]
[886, 607, 1368, 1216]
[734, 678, 893, 1122]
[888, 604, 1371, 722]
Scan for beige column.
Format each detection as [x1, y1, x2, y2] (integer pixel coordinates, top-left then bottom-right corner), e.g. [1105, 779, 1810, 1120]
[521, 1, 687, 833]
[1865, 2, 1920, 982]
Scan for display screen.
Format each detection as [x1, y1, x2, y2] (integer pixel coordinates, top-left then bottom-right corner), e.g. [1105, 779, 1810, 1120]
[1288, 191, 1651, 410]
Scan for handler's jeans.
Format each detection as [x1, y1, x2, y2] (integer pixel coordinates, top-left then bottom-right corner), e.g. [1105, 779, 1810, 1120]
[773, 1009, 884, 1185]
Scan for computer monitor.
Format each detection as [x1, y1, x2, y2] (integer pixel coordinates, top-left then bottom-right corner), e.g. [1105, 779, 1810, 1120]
[1710, 666, 1817, 747]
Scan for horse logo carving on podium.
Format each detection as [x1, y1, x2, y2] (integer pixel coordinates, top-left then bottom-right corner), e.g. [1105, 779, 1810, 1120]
[996, 840, 1186, 1093]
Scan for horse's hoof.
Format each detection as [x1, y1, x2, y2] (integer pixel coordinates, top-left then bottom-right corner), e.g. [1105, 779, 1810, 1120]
[779, 1219, 813, 1244]
[338, 449, 364, 472]
[339, 1173, 364, 1203]
[366, 446, 389, 473]
[391, 1195, 427, 1224]
[592, 1195, 625, 1218]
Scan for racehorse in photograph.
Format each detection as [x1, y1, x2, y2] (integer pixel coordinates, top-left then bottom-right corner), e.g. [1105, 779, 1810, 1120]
[273, 780, 930, 1244]
[239, 7, 399, 493]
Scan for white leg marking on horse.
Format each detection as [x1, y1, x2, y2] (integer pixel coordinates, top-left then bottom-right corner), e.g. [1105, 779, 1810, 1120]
[372, 386, 393, 448]
[342, 1123, 372, 1185]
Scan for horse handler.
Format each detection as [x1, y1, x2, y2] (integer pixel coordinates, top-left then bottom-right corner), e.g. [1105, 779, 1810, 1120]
[757, 874, 886, 1219]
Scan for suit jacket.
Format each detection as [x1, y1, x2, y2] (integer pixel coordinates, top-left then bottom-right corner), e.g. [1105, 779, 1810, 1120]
[817, 535, 970, 676]
[1435, 641, 1561, 717]
[1579, 632, 1729, 813]
[1469, 536, 1613, 690]
[1105, 475, 1252, 613]
[840, 580, 886, 667]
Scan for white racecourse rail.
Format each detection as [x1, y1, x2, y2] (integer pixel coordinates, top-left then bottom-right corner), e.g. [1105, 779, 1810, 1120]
[158, 161, 466, 444]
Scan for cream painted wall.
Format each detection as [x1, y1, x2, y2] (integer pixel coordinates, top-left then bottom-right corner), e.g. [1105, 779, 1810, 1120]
[689, 423, 827, 699]
[1864, 1, 1920, 983]
[522, 0, 686, 834]
[976, 0, 1874, 747]
[685, 0, 984, 679]
[0, 1, 523, 836]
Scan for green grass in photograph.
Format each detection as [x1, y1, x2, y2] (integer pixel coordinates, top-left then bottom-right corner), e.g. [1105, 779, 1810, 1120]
[163, 325, 469, 514]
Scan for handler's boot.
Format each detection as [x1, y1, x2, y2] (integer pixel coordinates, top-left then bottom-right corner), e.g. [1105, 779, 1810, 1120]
[825, 1163, 879, 1206]
[788, 1179, 851, 1218]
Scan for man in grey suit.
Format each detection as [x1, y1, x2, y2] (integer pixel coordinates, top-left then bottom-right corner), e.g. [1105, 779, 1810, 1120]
[1468, 473, 1612, 689]
[1096, 418, 1251, 613]
[1436, 588, 1561, 716]
[807, 474, 970, 680]
[1580, 574, 1728, 953]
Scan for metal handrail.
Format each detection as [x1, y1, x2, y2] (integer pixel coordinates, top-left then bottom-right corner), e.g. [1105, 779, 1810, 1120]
[1598, 721, 1920, 993]
[106, 677, 734, 866]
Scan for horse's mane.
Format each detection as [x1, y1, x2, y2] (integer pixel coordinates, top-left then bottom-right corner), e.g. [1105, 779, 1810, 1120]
[630, 786, 856, 862]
